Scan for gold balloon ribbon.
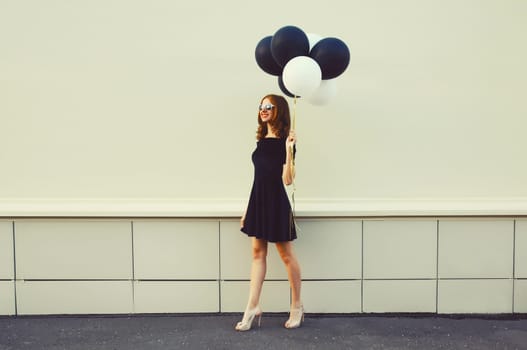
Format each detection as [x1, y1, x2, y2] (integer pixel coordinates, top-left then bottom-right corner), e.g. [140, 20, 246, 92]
[291, 96, 296, 178]
[292, 95, 297, 131]
[289, 96, 297, 239]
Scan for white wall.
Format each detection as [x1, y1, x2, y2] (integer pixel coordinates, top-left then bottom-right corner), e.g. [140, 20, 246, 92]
[1, 0, 526, 207]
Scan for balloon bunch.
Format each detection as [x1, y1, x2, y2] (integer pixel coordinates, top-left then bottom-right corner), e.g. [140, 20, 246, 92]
[255, 25, 350, 105]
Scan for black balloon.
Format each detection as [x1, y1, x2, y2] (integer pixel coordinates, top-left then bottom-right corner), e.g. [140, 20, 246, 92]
[255, 36, 282, 76]
[271, 26, 309, 68]
[278, 75, 298, 98]
[310, 37, 350, 80]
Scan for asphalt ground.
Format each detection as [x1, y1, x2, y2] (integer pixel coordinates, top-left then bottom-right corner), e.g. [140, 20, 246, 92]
[1, 313, 526, 350]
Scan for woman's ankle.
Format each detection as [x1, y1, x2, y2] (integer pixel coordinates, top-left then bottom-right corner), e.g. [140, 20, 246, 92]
[246, 302, 259, 310]
[290, 301, 303, 309]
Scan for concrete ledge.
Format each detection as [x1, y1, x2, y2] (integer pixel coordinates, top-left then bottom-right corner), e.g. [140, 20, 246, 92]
[1, 198, 527, 217]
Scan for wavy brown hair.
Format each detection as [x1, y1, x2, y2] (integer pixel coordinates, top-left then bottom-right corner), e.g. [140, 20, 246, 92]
[256, 94, 291, 140]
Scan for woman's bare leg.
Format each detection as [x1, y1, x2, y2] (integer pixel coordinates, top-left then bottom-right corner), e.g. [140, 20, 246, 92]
[235, 238, 268, 330]
[275, 241, 302, 308]
[246, 237, 268, 309]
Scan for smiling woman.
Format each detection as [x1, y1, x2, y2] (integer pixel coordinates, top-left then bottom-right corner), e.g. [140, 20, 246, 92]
[236, 94, 303, 331]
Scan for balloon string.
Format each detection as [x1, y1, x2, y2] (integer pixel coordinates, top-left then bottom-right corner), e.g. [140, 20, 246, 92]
[290, 96, 297, 237]
[291, 95, 296, 179]
[293, 95, 297, 131]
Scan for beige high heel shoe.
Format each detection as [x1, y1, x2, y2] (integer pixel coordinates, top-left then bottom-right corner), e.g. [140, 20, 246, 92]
[235, 306, 262, 331]
[285, 304, 304, 329]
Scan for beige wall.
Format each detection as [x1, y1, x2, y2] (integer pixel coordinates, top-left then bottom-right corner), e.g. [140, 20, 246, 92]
[1, 0, 526, 204]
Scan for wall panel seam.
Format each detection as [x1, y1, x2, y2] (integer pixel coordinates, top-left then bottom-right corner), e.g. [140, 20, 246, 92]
[131, 221, 136, 313]
[361, 220, 364, 313]
[363, 278, 438, 281]
[221, 279, 362, 282]
[301, 279, 362, 281]
[134, 279, 218, 282]
[12, 221, 18, 315]
[221, 279, 288, 282]
[512, 219, 516, 313]
[218, 220, 222, 313]
[19, 279, 135, 282]
[436, 219, 439, 314]
[438, 278, 514, 281]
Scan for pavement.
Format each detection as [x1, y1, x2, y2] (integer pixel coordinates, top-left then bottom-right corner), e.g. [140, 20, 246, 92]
[1, 313, 526, 350]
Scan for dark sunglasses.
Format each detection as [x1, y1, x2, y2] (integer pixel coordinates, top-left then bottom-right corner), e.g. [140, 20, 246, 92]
[259, 104, 275, 111]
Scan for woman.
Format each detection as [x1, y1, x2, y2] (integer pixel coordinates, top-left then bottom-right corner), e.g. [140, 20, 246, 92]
[235, 94, 303, 331]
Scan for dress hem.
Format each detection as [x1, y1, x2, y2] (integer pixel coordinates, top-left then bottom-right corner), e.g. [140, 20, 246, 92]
[240, 227, 297, 243]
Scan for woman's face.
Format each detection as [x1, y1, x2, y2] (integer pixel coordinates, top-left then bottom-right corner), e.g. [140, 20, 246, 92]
[259, 97, 275, 123]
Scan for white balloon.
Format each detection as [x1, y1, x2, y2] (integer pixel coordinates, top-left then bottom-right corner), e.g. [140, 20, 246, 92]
[308, 79, 338, 105]
[307, 32, 323, 51]
[282, 56, 321, 97]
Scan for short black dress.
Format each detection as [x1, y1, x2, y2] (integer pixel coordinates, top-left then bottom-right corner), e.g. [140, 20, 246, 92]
[241, 137, 296, 242]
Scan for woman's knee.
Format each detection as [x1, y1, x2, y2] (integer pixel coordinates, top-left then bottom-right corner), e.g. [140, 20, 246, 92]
[280, 253, 292, 266]
[252, 239, 268, 260]
[276, 243, 293, 265]
[252, 246, 267, 260]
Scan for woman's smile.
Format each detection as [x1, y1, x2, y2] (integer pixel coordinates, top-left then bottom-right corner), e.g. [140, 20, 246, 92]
[260, 111, 270, 121]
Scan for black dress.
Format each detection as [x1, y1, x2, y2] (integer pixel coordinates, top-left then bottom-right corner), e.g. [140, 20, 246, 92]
[241, 137, 297, 242]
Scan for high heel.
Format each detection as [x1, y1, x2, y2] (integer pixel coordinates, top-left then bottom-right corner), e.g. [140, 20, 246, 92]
[235, 306, 262, 331]
[285, 304, 304, 329]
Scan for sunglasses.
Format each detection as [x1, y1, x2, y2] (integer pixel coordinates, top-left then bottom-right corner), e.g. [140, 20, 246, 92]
[259, 104, 275, 111]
